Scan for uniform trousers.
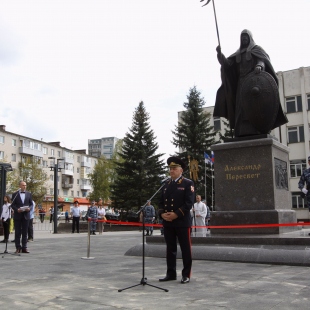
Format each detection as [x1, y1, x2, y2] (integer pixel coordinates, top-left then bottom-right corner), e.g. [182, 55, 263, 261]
[28, 218, 34, 240]
[163, 226, 192, 278]
[72, 216, 80, 233]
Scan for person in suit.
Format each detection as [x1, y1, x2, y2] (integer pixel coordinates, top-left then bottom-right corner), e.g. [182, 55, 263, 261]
[158, 157, 195, 284]
[10, 180, 34, 253]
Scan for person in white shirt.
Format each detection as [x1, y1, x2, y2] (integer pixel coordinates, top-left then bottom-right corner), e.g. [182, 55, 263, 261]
[190, 195, 207, 237]
[71, 201, 81, 233]
[1, 195, 12, 243]
[97, 199, 106, 234]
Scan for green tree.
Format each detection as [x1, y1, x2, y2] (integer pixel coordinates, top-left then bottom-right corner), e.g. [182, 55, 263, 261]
[88, 139, 124, 203]
[111, 101, 165, 211]
[219, 118, 235, 141]
[171, 86, 216, 203]
[88, 156, 111, 202]
[9, 158, 48, 204]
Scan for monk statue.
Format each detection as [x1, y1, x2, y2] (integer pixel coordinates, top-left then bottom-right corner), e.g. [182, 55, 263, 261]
[214, 29, 288, 137]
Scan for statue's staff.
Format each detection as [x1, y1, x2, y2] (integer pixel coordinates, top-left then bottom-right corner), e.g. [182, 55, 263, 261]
[200, 0, 221, 48]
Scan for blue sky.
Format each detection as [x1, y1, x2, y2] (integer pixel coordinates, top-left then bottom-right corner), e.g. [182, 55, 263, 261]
[0, 0, 309, 162]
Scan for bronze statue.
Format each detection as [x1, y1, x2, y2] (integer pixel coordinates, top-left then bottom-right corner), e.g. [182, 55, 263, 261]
[214, 29, 288, 137]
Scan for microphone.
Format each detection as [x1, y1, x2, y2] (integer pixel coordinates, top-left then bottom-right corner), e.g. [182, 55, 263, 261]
[160, 176, 170, 184]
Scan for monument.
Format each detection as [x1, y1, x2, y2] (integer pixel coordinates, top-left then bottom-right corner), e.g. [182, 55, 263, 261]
[211, 30, 296, 234]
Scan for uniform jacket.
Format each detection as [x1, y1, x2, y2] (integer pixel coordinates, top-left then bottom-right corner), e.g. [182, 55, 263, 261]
[298, 168, 310, 192]
[158, 176, 195, 228]
[11, 190, 33, 221]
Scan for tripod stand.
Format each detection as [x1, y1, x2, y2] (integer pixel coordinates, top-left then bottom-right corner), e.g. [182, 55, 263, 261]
[118, 182, 168, 293]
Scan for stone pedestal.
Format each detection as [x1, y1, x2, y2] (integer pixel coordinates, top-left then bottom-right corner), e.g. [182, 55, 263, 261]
[211, 137, 296, 234]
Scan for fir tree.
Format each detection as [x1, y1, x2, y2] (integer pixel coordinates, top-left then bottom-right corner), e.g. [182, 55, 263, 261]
[171, 86, 216, 203]
[219, 118, 235, 141]
[111, 101, 165, 211]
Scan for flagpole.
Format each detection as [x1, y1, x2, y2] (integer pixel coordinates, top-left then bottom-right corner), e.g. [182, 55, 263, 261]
[211, 166, 214, 210]
[204, 160, 207, 202]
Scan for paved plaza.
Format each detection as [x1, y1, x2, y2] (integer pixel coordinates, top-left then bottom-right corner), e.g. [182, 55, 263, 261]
[0, 230, 310, 310]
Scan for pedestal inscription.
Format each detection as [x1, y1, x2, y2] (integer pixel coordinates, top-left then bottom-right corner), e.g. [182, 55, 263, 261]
[211, 138, 296, 234]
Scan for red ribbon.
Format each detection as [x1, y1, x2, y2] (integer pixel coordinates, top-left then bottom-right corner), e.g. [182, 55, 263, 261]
[89, 219, 310, 229]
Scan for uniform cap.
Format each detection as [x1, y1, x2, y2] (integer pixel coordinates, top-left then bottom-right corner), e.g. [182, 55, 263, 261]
[167, 156, 186, 169]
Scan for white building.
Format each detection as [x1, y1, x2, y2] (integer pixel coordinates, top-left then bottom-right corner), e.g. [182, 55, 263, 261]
[0, 125, 97, 208]
[88, 137, 119, 159]
[201, 66, 310, 220]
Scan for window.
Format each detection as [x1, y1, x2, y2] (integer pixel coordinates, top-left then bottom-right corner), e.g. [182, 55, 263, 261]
[292, 192, 306, 208]
[77, 191, 80, 197]
[43, 160, 48, 168]
[77, 168, 80, 173]
[50, 188, 54, 195]
[63, 190, 68, 196]
[287, 126, 304, 143]
[50, 175, 54, 181]
[71, 190, 74, 197]
[77, 179, 79, 185]
[43, 147, 47, 155]
[213, 117, 221, 131]
[286, 96, 302, 113]
[33, 142, 41, 151]
[82, 191, 87, 197]
[290, 160, 306, 177]
[0, 136, 4, 144]
[12, 139, 16, 147]
[307, 94, 310, 110]
[58, 151, 61, 157]
[51, 149, 54, 156]
[77, 156, 80, 163]
[0, 151, 4, 159]
[11, 154, 16, 162]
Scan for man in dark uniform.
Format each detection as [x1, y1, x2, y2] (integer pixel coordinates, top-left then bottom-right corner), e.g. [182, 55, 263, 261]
[158, 156, 195, 284]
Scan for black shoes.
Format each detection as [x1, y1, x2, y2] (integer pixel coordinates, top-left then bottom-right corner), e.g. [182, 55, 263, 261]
[159, 275, 177, 282]
[181, 277, 190, 284]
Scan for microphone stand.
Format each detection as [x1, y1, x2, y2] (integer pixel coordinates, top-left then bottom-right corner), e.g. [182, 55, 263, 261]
[118, 182, 168, 293]
[2, 190, 21, 258]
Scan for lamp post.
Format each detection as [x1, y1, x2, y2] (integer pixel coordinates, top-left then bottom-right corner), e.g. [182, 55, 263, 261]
[48, 157, 64, 233]
[0, 163, 13, 216]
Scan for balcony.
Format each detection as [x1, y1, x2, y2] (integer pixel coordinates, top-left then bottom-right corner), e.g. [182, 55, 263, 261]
[64, 156, 74, 164]
[62, 169, 73, 176]
[80, 184, 91, 190]
[81, 161, 91, 168]
[19, 147, 42, 157]
[62, 182, 73, 189]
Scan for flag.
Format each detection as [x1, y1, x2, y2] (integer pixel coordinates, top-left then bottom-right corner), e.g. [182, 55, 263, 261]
[204, 152, 212, 165]
[211, 151, 214, 165]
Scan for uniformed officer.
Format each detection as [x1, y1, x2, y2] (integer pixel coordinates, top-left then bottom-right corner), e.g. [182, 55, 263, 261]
[158, 156, 195, 284]
[298, 156, 310, 207]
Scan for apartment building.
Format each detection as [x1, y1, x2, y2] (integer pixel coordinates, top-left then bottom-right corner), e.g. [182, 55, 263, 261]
[0, 125, 97, 210]
[88, 137, 118, 159]
[200, 66, 310, 220]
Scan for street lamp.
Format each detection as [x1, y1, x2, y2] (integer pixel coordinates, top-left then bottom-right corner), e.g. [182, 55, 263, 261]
[48, 157, 64, 233]
[0, 163, 13, 215]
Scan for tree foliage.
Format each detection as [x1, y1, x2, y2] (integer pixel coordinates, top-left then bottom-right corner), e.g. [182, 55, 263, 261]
[171, 86, 216, 203]
[111, 101, 165, 211]
[219, 118, 235, 141]
[9, 159, 48, 204]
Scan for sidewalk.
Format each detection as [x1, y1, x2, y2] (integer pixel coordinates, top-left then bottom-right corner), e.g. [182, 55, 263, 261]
[0, 230, 309, 310]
